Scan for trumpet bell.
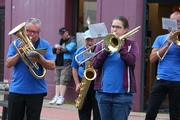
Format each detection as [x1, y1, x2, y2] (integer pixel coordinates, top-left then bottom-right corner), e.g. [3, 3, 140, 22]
[173, 31, 180, 46]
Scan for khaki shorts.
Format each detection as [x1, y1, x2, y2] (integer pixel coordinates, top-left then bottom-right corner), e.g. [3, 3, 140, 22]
[54, 65, 72, 85]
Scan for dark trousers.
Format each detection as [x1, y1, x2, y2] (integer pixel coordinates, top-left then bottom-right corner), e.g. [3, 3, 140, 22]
[8, 92, 45, 120]
[145, 80, 180, 120]
[78, 82, 101, 120]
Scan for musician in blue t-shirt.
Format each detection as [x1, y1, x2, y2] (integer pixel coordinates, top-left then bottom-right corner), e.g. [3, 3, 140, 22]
[6, 18, 55, 120]
[145, 11, 180, 120]
[71, 30, 101, 120]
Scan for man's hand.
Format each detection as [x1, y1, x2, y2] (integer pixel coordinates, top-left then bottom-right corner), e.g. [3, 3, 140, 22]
[168, 31, 175, 46]
[55, 44, 62, 54]
[18, 42, 25, 54]
[75, 83, 81, 93]
[28, 51, 45, 63]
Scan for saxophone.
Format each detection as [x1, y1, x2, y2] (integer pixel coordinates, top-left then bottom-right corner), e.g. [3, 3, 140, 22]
[75, 60, 96, 110]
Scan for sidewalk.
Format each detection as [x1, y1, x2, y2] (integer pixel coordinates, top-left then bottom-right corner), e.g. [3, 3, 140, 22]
[0, 91, 169, 120]
[40, 99, 169, 120]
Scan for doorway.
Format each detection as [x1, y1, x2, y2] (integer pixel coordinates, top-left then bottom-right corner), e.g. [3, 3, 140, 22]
[77, 0, 97, 32]
[144, 0, 180, 112]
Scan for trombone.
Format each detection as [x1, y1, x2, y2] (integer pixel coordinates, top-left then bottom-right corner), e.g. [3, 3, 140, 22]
[75, 26, 141, 65]
[75, 40, 104, 66]
[158, 30, 180, 60]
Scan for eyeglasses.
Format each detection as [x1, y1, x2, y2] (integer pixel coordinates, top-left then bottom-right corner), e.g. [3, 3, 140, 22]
[111, 25, 124, 29]
[26, 29, 40, 34]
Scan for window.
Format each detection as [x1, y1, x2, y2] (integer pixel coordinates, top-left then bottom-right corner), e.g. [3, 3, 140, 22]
[78, 0, 97, 32]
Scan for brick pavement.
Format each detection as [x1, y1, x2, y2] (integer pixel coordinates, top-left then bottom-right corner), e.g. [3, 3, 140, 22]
[0, 97, 169, 120]
[40, 99, 169, 120]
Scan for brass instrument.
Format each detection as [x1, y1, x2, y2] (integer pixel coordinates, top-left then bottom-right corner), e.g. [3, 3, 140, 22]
[75, 60, 96, 110]
[158, 30, 180, 60]
[75, 26, 141, 65]
[75, 26, 141, 109]
[171, 30, 180, 46]
[8, 22, 47, 79]
[104, 26, 141, 52]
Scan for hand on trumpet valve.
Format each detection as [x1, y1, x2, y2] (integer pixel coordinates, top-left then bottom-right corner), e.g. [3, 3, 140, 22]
[121, 38, 125, 44]
[168, 31, 176, 45]
[103, 43, 110, 52]
[18, 42, 25, 54]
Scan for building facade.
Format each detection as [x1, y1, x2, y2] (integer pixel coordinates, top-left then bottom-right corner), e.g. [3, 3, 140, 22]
[0, 0, 180, 112]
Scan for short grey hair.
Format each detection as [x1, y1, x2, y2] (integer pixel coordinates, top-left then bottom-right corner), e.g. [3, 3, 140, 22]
[25, 18, 41, 27]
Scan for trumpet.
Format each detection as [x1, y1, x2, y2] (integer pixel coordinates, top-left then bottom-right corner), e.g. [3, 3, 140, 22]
[75, 26, 141, 65]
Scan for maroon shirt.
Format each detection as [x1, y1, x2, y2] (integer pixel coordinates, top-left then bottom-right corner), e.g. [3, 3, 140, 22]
[92, 39, 139, 93]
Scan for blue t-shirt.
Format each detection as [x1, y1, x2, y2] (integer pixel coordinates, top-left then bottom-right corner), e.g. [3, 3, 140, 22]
[152, 34, 180, 81]
[6, 38, 55, 94]
[98, 52, 125, 93]
[71, 46, 86, 79]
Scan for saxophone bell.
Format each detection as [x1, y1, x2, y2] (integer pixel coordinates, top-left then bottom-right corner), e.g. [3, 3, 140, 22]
[84, 68, 96, 81]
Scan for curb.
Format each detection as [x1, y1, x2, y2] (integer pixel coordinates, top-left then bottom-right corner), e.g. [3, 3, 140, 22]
[43, 99, 169, 119]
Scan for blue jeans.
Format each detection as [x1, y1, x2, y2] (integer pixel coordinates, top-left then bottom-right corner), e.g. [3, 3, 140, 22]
[145, 80, 180, 120]
[95, 92, 133, 120]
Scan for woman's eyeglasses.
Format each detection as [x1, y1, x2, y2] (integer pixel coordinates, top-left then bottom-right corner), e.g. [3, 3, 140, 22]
[111, 25, 124, 29]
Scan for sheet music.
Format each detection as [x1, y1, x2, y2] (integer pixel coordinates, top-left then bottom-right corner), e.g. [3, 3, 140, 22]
[88, 22, 108, 38]
[162, 17, 178, 31]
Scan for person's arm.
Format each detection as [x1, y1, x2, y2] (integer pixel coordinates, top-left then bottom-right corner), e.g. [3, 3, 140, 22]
[150, 34, 173, 63]
[119, 41, 139, 66]
[6, 41, 23, 68]
[60, 42, 76, 53]
[150, 44, 170, 63]
[53, 44, 62, 54]
[72, 67, 81, 92]
[38, 59, 55, 70]
[27, 51, 55, 70]
[6, 53, 20, 68]
[92, 43, 109, 69]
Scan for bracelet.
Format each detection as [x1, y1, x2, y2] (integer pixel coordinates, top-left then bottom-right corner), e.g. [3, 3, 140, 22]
[156, 51, 162, 60]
